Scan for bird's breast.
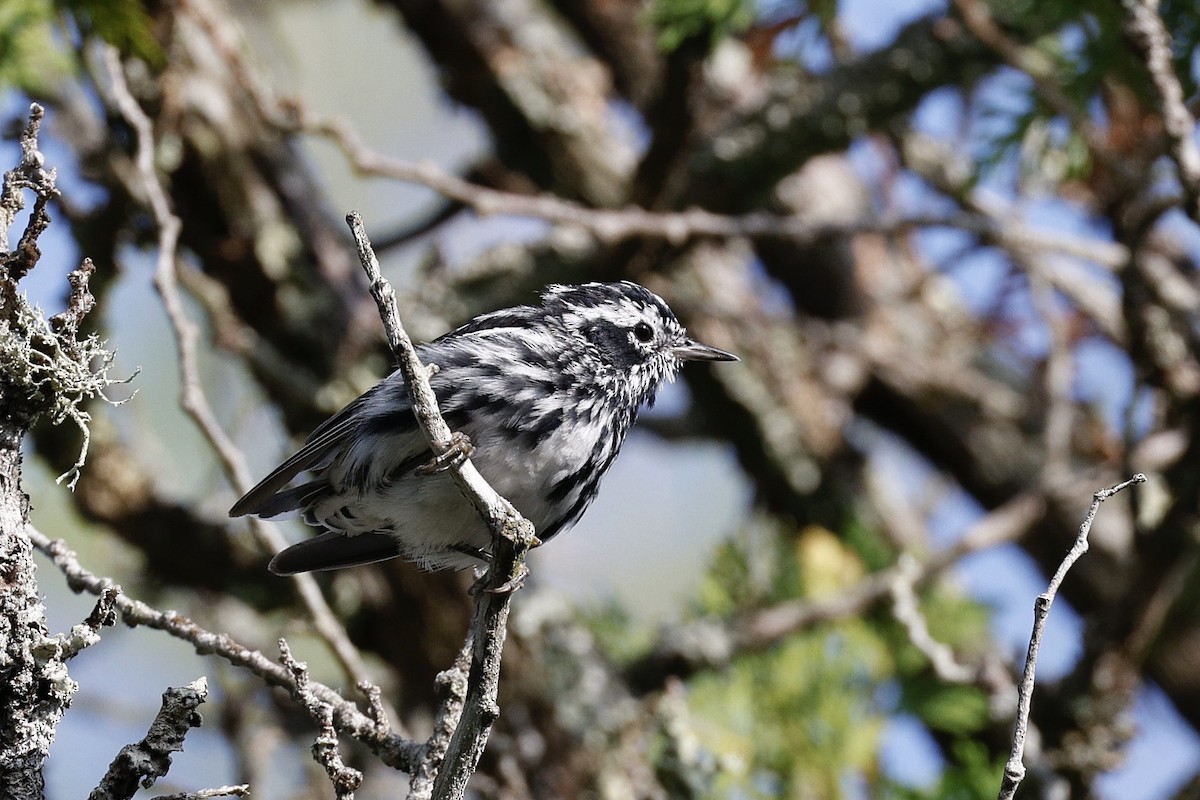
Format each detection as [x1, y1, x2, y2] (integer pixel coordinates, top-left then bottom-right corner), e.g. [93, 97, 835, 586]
[463, 400, 618, 531]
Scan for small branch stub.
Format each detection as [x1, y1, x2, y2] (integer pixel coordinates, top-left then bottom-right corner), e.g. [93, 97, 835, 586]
[88, 678, 209, 800]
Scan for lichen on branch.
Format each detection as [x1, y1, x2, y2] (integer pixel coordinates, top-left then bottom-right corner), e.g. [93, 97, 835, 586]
[0, 104, 134, 487]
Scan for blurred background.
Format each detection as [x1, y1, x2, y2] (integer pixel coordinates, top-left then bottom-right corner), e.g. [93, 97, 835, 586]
[4, 0, 1200, 796]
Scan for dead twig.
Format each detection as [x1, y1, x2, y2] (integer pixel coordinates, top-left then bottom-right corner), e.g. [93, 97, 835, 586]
[88, 678, 209, 800]
[26, 525, 424, 772]
[278, 640, 364, 800]
[997, 474, 1145, 800]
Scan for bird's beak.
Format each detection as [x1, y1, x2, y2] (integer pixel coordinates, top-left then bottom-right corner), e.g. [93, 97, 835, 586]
[671, 338, 739, 362]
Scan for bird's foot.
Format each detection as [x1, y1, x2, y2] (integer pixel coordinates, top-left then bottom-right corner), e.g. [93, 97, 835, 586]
[469, 562, 529, 595]
[418, 431, 476, 475]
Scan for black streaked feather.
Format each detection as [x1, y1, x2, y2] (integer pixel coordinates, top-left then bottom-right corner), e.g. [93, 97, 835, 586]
[232, 281, 737, 574]
[253, 479, 331, 519]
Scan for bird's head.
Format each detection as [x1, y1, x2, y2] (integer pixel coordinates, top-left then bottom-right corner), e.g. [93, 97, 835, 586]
[543, 281, 737, 406]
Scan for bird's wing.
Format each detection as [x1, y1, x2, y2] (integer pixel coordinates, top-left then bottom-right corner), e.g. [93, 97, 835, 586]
[229, 391, 377, 517]
[268, 531, 402, 574]
[231, 326, 525, 519]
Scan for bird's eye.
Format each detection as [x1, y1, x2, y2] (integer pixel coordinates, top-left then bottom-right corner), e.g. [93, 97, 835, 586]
[633, 322, 654, 343]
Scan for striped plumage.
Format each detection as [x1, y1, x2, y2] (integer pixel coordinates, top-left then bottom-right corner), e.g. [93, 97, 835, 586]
[229, 281, 737, 574]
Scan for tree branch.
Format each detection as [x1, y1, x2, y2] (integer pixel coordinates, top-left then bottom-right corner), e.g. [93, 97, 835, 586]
[178, 3, 1115, 265]
[344, 213, 537, 799]
[98, 46, 387, 708]
[628, 491, 1044, 691]
[277, 641, 363, 800]
[998, 474, 1145, 800]
[88, 678, 210, 800]
[1121, 0, 1200, 223]
[26, 526, 425, 773]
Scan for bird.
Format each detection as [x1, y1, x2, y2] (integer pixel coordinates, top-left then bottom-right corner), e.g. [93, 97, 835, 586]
[229, 281, 738, 575]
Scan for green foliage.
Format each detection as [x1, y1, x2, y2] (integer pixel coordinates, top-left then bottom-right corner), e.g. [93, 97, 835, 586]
[919, 587, 992, 657]
[888, 587, 992, 735]
[905, 681, 990, 736]
[840, 513, 895, 573]
[974, 23, 1103, 187]
[0, 0, 72, 92]
[889, 740, 1005, 800]
[580, 600, 656, 664]
[55, 0, 163, 68]
[647, 0, 755, 52]
[687, 525, 892, 797]
[688, 620, 891, 799]
[686, 513, 1007, 797]
[0, 0, 163, 92]
[969, 0, 1196, 189]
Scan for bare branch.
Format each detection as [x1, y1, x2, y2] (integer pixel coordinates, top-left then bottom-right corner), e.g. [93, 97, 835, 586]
[0, 102, 57, 280]
[178, 0, 1119, 266]
[87, 678, 209, 800]
[50, 585, 118, 661]
[628, 492, 1045, 691]
[408, 644, 471, 799]
[889, 554, 975, 684]
[26, 526, 424, 772]
[278, 640, 364, 800]
[1122, 0, 1200, 222]
[998, 474, 1145, 800]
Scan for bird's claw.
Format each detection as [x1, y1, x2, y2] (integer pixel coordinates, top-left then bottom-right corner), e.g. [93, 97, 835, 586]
[418, 431, 476, 475]
[469, 563, 529, 595]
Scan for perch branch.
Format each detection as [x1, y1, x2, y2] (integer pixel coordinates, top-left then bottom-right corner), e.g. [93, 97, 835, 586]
[345, 213, 537, 800]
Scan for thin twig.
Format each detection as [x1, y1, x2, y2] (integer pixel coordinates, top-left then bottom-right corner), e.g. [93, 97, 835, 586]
[151, 787, 250, 800]
[889, 554, 975, 684]
[26, 525, 424, 772]
[0, 102, 57, 279]
[345, 213, 519, 525]
[98, 47, 390, 714]
[344, 213, 537, 800]
[997, 474, 1145, 800]
[1121, 0, 1200, 222]
[279, 640, 364, 799]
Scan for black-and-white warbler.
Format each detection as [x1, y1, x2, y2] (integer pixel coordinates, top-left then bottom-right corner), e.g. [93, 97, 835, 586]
[230, 281, 737, 574]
